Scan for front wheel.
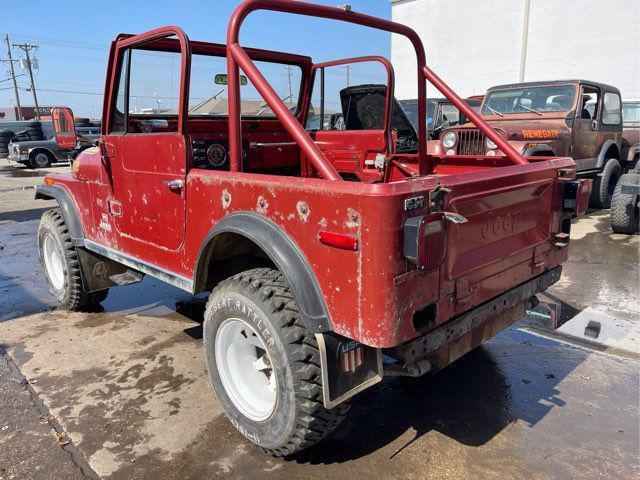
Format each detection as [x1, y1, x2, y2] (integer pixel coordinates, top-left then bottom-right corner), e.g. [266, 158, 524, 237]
[37, 209, 108, 310]
[203, 268, 349, 457]
[29, 150, 53, 169]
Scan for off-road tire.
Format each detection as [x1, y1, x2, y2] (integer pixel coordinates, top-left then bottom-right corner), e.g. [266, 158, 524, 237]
[610, 173, 639, 234]
[590, 158, 621, 209]
[37, 209, 108, 310]
[203, 267, 349, 457]
[28, 150, 53, 168]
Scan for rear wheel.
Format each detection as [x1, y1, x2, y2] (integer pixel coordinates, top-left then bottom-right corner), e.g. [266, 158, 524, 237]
[610, 173, 639, 234]
[37, 209, 108, 310]
[590, 158, 621, 209]
[203, 267, 349, 457]
[29, 150, 53, 169]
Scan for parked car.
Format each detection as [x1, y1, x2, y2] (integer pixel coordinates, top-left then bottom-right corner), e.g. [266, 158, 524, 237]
[438, 80, 625, 208]
[8, 126, 100, 168]
[400, 97, 482, 140]
[621, 99, 639, 172]
[35, 0, 590, 457]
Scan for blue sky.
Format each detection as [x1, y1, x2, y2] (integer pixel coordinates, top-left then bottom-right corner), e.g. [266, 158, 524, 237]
[1, 0, 392, 118]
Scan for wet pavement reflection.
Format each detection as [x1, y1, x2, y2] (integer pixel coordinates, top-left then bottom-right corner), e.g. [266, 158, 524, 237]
[0, 169, 638, 479]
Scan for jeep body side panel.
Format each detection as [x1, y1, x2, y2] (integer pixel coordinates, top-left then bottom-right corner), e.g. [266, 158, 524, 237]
[182, 156, 572, 348]
[43, 150, 573, 349]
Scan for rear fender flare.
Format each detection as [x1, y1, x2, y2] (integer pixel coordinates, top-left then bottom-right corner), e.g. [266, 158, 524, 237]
[35, 184, 84, 246]
[194, 211, 331, 333]
[596, 139, 619, 169]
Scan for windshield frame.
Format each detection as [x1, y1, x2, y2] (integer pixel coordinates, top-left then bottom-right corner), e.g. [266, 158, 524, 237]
[107, 35, 312, 130]
[481, 83, 578, 116]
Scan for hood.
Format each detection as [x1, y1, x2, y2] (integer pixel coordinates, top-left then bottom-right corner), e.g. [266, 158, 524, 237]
[446, 116, 571, 143]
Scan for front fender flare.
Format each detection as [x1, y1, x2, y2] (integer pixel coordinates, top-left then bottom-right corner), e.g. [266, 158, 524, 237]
[194, 212, 331, 333]
[35, 184, 84, 246]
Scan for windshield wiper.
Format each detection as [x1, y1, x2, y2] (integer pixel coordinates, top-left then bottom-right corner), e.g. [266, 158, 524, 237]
[518, 104, 542, 116]
[485, 105, 504, 117]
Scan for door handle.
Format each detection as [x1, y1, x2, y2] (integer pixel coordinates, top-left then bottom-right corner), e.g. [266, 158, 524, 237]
[163, 179, 183, 190]
[591, 120, 598, 131]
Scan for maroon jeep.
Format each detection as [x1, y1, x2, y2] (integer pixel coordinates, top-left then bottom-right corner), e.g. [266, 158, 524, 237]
[439, 80, 625, 208]
[621, 99, 640, 172]
[36, 0, 590, 456]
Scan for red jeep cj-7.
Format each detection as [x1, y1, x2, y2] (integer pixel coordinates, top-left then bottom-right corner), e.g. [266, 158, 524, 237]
[37, 0, 591, 456]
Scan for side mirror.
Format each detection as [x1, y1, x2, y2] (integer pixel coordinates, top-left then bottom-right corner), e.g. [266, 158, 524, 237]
[51, 107, 77, 149]
[214, 73, 248, 86]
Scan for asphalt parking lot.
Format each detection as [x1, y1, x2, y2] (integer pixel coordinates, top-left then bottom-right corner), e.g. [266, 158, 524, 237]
[0, 162, 638, 480]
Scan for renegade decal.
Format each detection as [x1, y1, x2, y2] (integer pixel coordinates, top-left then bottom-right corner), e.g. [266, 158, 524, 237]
[522, 129, 559, 139]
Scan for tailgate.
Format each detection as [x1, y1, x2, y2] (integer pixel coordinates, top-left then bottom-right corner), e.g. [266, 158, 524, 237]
[439, 162, 565, 292]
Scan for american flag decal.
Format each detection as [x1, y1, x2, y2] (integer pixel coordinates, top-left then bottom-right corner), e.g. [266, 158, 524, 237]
[339, 341, 364, 372]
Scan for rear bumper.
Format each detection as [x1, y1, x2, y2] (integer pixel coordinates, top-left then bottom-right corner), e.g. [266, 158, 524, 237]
[389, 266, 562, 372]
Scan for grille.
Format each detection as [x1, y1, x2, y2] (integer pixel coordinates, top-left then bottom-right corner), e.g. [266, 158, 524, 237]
[458, 129, 486, 155]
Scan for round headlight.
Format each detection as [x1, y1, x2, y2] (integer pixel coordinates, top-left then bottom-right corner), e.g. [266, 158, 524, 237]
[442, 131, 457, 149]
[486, 137, 498, 150]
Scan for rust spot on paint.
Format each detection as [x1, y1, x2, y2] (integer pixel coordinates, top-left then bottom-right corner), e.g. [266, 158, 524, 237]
[346, 208, 361, 228]
[256, 196, 269, 214]
[297, 201, 310, 222]
[221, 189, 231, 209]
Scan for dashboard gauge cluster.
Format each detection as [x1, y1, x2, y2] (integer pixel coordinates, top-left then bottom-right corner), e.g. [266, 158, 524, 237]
[206, 144, 227, 167]
[191, 139, 248, 170]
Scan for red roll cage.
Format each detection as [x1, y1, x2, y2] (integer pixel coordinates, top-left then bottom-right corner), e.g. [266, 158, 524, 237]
[226, 0, 527, 179]
[103, 0, 528, 181]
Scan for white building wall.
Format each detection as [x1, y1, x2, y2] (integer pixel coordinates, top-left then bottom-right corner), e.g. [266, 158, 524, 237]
[524, 0, 640, 98]
[391, 0, 640, 100]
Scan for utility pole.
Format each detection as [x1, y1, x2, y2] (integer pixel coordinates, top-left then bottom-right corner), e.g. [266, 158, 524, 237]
[13, 43, 40, 120]
[519, 0, 531, 82]
[3, 35, 23, 120]
[345, 64, 351, 87]
[285, 65, 293, 98]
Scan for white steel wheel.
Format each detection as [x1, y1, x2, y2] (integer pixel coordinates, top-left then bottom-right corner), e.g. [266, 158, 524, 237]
[42, 232, 65, 290]
[215, 317, 277, 421]
[37, 209, 109, 310]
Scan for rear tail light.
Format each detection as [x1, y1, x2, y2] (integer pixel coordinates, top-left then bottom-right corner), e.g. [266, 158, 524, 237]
[403, 215, 446, 271]
[576, 179, 592, 215]
[563, 179, 592, 216]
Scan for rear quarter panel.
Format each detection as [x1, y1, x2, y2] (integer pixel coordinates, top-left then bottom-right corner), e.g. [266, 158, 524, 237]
[184, 157, 573, 348]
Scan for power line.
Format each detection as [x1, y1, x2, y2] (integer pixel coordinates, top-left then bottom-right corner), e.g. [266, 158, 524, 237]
[6, 33, 107, 51]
